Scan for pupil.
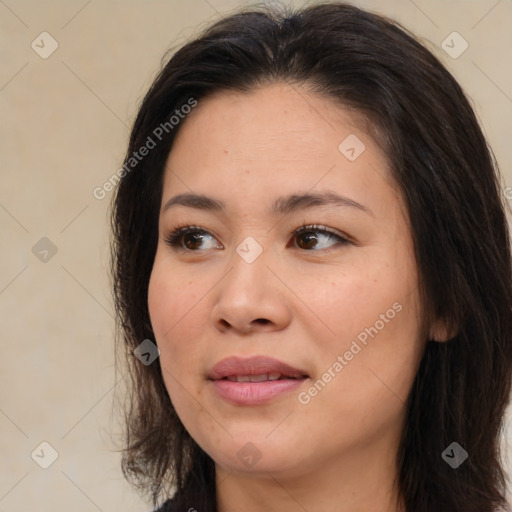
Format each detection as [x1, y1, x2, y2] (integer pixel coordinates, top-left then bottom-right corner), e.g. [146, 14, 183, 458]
[185, 233, 202, 249]
[299, 232, 317, 249]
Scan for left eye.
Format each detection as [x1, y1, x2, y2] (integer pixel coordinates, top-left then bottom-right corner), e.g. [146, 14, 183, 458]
[291, 225, 349, 250]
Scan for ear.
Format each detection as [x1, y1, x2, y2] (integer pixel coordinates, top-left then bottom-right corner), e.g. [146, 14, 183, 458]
[429, 317, 458, 342]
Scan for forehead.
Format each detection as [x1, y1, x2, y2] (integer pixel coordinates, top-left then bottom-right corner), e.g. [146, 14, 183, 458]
[162, 83, 400, 217]
[170, 83, 368, 160]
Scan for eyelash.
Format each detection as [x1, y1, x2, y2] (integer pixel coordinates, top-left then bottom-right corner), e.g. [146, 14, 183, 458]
[163, 223, 351, 252]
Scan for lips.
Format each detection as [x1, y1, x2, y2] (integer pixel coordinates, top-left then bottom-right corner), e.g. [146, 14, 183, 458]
[208, 356, 309, 405]
[225, 372, 285, 382]
[209, 356, 308, 381]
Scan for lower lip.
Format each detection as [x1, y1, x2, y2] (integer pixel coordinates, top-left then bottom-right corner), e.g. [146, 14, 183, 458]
[210, 378, 306, 405]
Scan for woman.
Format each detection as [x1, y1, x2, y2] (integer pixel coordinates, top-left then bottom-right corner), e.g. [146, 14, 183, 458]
[110, 3, 512, 511]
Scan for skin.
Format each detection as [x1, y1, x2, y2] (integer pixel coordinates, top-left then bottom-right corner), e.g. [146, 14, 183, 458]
[148, 83, 442, 512]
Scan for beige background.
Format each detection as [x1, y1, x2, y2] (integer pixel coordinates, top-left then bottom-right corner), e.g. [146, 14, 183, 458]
[1, 0, 511, 510]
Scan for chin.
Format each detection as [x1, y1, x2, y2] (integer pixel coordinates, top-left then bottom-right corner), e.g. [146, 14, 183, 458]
[199, 431, 306, 475]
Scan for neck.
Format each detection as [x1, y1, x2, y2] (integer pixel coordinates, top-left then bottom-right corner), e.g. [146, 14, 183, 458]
[215, 437, 405, 512]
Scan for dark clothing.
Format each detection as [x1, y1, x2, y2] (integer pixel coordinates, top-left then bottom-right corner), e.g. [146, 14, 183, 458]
[153, 493, 213, 512]
[152, 499, 172, 511]
[151, 461, 216, 512]
[153, 497, 182, 512]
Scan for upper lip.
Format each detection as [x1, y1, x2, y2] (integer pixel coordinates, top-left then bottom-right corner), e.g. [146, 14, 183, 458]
[208, 356, 309, 380]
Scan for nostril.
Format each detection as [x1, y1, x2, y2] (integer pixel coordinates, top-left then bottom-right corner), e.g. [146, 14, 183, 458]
[217, 318, 271, 331]
[254, 318, 270, 326]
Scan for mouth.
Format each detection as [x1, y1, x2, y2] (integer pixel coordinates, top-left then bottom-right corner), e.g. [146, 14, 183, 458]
[222, 372, 303, 382]
[208, 356, 309, 405]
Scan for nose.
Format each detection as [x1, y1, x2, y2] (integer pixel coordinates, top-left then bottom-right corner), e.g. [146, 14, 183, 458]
[210, 249, 292, 335]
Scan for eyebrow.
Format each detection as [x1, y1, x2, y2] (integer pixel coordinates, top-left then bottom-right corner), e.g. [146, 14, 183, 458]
[162, 191, 373, 217]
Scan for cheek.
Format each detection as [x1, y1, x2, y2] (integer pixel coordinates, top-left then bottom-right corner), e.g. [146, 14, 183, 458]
[148, 261, 209, 420]
[292, 255, 415, 349]
[147, 259, 207, 370]
[149, 255, 201, 336]
[298, 244, 422, 404]
[311, 283, 421, 429]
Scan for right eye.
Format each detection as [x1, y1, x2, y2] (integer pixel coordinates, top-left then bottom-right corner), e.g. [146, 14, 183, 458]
[164, 225, 223, 251]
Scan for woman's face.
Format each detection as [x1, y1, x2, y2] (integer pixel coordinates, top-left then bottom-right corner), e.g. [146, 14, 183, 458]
[148, 83, 424, 479]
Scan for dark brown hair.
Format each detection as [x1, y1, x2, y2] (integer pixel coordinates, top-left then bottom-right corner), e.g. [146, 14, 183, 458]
[111, 3, 512, 511]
